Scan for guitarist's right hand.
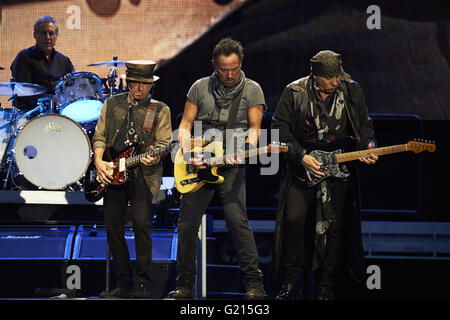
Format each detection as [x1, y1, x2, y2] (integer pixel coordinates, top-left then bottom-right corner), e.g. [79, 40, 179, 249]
[186, 153, 207, 170]
[95, 160, 114, 185]
[301, 154, 325, 181]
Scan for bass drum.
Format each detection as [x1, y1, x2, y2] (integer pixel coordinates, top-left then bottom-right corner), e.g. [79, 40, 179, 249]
[13, 114, 91, 190]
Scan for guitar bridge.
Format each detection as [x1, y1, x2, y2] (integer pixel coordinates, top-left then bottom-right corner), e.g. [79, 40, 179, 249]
[186, 164, 197, 174]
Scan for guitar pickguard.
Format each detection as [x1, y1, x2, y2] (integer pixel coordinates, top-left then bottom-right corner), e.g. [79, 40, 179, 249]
[307, 149, 350, 187]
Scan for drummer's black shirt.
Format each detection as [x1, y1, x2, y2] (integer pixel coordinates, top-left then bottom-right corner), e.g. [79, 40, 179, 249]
[10, 45, 74, 108]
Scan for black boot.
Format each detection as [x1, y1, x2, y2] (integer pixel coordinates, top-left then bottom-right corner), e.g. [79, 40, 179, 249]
[166, 287, 193, 299]
[130, 283, 151, 299]
[99, 286, 133, 299]
[275, 283, 302, 300]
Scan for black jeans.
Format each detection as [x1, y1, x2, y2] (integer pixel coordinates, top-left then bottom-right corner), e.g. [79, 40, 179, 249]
[176, 166, 263, 290]
[103, 170, 153, 288]
[281, 179, 348, 289]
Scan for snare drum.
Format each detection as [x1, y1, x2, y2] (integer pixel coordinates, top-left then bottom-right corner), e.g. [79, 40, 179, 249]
[55, 72, 104, 132]
[12, 114, 91, 189]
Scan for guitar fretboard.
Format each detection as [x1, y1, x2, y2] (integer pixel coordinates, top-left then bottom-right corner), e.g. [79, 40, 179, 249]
[209, 146, 270, 166]
[336, 144, 407, 163]
[126, 145, 170, 167]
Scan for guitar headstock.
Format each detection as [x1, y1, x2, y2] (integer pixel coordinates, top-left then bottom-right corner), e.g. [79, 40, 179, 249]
[267, 142, 289, 153]
[407, 139, 436, 153]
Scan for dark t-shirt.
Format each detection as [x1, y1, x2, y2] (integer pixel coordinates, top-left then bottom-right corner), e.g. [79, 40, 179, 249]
[10, 45, 74, 109]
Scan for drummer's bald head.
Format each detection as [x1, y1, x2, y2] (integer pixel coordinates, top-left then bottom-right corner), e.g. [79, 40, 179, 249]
[34, 16, 59, 35]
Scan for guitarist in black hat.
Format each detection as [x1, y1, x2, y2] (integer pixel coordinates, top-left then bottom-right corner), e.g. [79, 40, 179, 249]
[272, 50, 378, 300]
[92, 60, 172, 298]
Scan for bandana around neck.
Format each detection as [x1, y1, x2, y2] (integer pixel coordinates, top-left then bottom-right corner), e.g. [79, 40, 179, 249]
[210, 70, 246, 110]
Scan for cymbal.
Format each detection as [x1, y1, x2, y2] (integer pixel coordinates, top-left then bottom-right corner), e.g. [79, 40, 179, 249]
[0, 82, 47, 97]
[87, 60, 127, 67]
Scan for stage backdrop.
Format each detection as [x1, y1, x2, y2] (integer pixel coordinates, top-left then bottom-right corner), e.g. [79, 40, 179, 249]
[0, 0, 245, 107]
[1, 0, 449, 120]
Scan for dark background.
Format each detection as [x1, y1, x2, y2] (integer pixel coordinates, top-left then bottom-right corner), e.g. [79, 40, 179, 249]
[153, 0, 449, 222]
[0, 0, 449, 301]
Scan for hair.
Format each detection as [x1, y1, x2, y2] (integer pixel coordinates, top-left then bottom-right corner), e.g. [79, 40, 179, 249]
[34, 16, 59, 34]
[212, 37, 244, 64]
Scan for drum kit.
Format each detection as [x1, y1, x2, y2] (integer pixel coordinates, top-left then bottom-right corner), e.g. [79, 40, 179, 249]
[0, 57, 128, 191]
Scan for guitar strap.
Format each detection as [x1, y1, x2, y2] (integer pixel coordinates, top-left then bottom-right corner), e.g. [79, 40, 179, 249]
[222, 83, 245, 153]
[136, 101, 161, 179]
[143, 102, 159, 135]
[225, 82, 245, 131]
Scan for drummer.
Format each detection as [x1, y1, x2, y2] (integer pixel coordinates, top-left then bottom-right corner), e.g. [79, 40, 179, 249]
[10, 16, 74, 109]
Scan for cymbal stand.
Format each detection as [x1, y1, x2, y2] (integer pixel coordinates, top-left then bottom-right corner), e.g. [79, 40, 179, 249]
[107, 56, 120, 96]
[2, 85, 19, 189]
[107, 67, 118, 96]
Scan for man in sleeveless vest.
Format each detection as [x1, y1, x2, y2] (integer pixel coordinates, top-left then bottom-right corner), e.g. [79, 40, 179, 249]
[272, 50, 378, 300]
[167, 38, 266, 299]
[93, 60, 172, 298]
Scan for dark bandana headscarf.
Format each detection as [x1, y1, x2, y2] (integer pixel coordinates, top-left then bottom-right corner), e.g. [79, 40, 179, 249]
[310, 50, 351, 80]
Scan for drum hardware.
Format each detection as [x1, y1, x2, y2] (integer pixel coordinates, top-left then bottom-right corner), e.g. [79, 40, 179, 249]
[1, 104, 50, 189]
[2, 107, 19, 189]
[37, 95, 55, 114]
[0, 82, 49, 189]
[0, 104, 47, 130]
[88, 56, 126, 96]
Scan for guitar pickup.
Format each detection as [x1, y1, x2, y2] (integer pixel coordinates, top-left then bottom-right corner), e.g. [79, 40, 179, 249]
[119, 157, 126, 172]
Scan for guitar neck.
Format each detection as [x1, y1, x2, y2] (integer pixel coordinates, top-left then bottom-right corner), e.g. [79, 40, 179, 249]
[126, 145, 169, 168]
[336, 144, 408, 163]
[210, 146, 270, 166]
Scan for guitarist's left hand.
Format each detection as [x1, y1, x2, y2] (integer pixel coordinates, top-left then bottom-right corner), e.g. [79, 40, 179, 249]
[225, 142, 253, 166]
[140, 146, 160, 166]
[359, 142, 378, 165]
[226, 152, 245, 166]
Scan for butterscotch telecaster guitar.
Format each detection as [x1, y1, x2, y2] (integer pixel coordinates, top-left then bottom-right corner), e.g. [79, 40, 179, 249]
[174, 139, 288, 194]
